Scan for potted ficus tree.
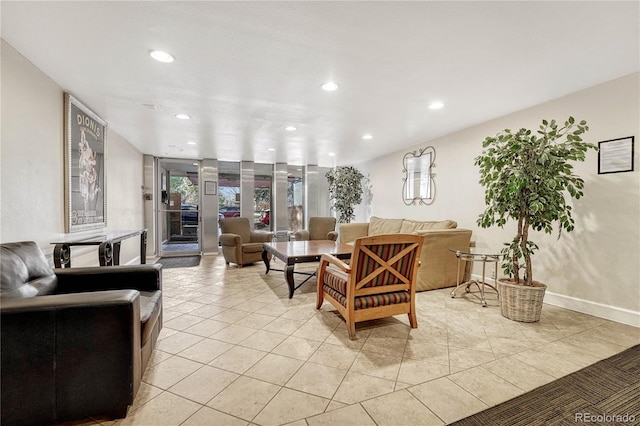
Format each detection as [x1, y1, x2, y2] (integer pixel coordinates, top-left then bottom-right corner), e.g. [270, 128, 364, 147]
[326, 166, 365, 223]
[475, 117, 597, 322]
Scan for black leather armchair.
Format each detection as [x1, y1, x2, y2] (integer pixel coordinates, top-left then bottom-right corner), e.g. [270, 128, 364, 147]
[1, 241, 163, 426]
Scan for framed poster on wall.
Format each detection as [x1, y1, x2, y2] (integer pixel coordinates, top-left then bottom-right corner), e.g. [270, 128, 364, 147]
[598, 136, 634, 174]
[64, 93, 108, 232]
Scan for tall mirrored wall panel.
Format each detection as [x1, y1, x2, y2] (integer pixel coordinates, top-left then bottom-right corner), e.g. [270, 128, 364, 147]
[288, 165, 304, 232]
[254, 163, 273, 231]
[274, 163, 289, 233]
[218, 161, 241, 221]
[240, 161, 255, 224]
[305, 165, 319, 224]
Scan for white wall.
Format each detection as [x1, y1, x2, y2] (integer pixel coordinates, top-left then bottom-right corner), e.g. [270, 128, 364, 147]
[1, 40, 144, 266]
[356, 73, 640, 326]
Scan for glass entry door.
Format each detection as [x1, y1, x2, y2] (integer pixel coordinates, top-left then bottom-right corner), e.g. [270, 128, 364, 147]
[157, 159, 201, 257]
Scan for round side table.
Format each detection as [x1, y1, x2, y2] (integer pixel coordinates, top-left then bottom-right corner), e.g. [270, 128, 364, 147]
[449, 248, 500, 307]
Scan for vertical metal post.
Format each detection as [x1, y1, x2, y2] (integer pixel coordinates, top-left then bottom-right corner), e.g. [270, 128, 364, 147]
[305, 165, 319, 227]
[201, 159, 219, 254]
[142, 155, 156, 257]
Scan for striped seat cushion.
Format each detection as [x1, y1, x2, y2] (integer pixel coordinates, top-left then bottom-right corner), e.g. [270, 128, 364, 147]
[323, 284, 410, 309]
[323, 266, 348, 294]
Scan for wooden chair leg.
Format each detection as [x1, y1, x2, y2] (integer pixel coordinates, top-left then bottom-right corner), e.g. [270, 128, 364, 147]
[316, 288, 324, 309]
[347, 321, 356, 340]
[408, 310, 418, 328]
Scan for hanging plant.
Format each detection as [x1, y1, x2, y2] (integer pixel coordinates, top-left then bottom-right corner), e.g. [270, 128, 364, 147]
[326, 166, 364, 223]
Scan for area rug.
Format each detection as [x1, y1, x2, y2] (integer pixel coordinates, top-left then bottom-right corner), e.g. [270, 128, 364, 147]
[450, 344, 640, 425]
[156, 256, 201, 269]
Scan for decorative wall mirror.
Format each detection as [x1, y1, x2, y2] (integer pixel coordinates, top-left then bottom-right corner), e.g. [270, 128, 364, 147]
[402, 146, 436, 205]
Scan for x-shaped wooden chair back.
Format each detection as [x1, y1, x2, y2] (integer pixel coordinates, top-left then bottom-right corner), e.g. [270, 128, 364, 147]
[351, 235, 421, 296]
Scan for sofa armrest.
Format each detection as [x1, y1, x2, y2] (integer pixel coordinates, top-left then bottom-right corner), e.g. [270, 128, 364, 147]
[54, 264, 161, 293]
[413, 228, 473, 291]
[219, 233, 241, 247]
[250, 231, 273, 243]
[294, 230, 310, 241]
[327, 231, 338, 241]
[1, 290, 141, 425]
[339, 222, 369, 244]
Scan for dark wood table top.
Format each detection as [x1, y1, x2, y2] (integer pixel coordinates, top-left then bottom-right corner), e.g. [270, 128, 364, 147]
[263, 240, 352, 263]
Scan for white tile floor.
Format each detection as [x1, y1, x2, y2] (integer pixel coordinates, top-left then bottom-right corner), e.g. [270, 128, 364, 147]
[70, 255, 639, 425]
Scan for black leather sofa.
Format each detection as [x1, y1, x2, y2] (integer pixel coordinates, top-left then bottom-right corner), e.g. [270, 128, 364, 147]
[0, 241, 163, 426]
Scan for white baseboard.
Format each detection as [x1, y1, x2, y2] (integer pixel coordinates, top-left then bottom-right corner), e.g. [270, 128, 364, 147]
[544, 291, 640, 328]
[468, 273, 640, 328]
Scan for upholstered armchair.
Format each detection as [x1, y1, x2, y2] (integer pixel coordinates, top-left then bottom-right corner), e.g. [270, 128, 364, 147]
[294, 217, 338, 241]
[316, 234, 423, 339]
[219, 217, 273, 267]
[1, 241, 163, 425]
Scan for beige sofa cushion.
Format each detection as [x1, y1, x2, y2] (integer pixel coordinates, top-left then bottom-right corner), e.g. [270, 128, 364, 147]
[399, 219, 457, 233]
[368, 216, 403, 236]
[339, 222, 369, 244]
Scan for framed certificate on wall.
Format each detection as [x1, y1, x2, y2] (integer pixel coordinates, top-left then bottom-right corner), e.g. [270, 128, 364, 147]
[598, 136, 634, 174]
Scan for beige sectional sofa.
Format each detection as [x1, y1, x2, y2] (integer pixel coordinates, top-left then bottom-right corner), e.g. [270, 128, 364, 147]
[339, 216, 472, 291]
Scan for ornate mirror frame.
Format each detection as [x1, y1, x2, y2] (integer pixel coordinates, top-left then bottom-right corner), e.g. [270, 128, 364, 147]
[402, 146, 436, 205]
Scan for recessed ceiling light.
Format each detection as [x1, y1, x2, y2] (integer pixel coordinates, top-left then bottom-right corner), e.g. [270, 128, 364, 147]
[175, 113, 191, 120]
[149, 50, 174, 63]
[362, 134, 373, 140]
[322, 82, 339, 91]
[285, 126, 297, 131]
[267, 148, 276, 152]
[429, 101, 444, 110]
[328, 152, 336, 157]
[187, 141, 197, 145]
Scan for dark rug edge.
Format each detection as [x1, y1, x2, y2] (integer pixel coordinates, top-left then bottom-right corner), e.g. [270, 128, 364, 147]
[155, 255, 202, 269]
[449, 343, 640, 426]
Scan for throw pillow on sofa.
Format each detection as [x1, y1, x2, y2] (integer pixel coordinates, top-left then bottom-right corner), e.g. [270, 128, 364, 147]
[368, 216, 404, 235]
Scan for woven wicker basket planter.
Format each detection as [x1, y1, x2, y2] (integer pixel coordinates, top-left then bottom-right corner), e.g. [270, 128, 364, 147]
[497, 279, 547, 322]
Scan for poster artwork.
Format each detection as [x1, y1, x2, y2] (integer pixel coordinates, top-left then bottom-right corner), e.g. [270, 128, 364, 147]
[70, 102, 105, 226]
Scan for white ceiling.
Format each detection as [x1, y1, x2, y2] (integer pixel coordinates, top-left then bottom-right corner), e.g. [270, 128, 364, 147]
[2, 1, 638, 167]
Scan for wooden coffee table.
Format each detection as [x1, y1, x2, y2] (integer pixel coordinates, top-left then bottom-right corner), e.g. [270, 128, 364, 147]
[262, 240, 353, 299]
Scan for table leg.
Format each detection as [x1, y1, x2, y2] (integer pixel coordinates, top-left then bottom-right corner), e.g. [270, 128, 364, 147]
[140, 230, 147, 264]
[113, 242, 122, 266]
[262, 249, 271, 274]
[480, 258, 487, 307]
[450, 253, 466, 299]
[99, 241, 113, 266]
[53, 244, 71, 268]
[285, 265, 295, 299]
